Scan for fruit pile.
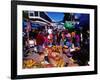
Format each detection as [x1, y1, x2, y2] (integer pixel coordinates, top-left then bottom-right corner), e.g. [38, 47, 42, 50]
[23, 45, 79, 68]
[23, 59, 43, 68]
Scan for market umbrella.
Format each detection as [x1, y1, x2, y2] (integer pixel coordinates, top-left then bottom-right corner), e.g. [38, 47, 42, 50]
[64, 21, 74, 30]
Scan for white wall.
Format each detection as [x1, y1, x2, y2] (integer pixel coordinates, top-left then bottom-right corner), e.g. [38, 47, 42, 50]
[0, 0, 99, 80]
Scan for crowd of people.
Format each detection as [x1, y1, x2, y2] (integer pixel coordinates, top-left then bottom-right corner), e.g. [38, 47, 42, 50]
[23, 21, 89, 69]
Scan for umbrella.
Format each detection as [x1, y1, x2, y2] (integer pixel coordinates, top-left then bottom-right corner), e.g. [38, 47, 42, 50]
[64, 21, 74, 30]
